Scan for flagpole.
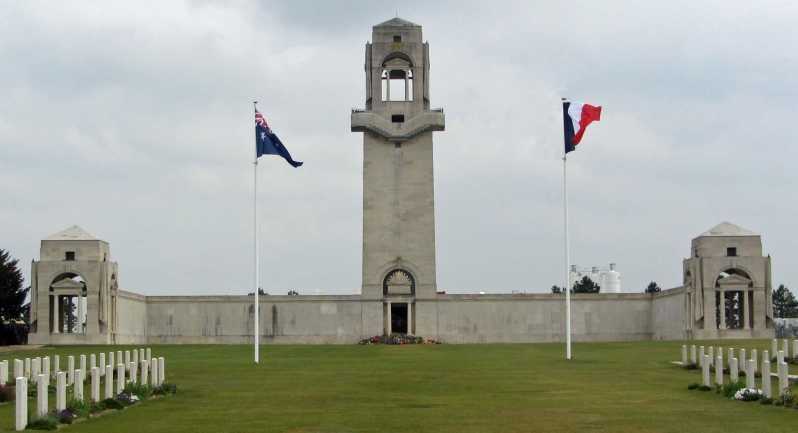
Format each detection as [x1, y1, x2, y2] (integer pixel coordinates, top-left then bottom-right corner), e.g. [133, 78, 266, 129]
[253, 100, 260, 365]
[563, 152, 571, 360]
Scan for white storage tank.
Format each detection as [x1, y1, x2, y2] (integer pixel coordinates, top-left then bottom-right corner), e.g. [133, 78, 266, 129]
[604, 263, 621, 293]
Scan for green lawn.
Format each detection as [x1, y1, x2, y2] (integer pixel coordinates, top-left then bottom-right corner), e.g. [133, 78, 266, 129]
[0, 340, 795, 432]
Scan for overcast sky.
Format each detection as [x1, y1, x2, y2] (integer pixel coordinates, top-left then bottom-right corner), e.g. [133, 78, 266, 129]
[1, 1, 796, 296]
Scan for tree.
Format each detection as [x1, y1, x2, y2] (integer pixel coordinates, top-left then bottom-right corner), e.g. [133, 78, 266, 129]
[287, 290, 299, 296]
[773, 284, 798, 318]
[0, 249, 28, 322]
[645, 281, 661, 294]
[551, 285, 562, 294]
[572, 276, 600, 294]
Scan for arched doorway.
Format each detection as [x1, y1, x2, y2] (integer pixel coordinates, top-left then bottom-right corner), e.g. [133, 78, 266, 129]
[715, 269, 754, 330]
[49, 273, 87, 334]
[382, 269, 415, 335]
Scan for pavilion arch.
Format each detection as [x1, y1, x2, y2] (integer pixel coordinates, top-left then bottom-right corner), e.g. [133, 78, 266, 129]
[714, 267, 755, 330]
[49, 272, 88, 335]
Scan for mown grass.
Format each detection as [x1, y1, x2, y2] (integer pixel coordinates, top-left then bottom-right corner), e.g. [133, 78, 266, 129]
[0, 340, 795, 432]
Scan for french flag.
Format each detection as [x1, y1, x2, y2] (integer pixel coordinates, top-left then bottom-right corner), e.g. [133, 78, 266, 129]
[563, 100, 602, 154]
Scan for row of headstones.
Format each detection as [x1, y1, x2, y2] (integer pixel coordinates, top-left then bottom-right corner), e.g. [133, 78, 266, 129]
[2, 349, 166, 431]
[681, 341, 792, 399]
[0, 348, 153, 386]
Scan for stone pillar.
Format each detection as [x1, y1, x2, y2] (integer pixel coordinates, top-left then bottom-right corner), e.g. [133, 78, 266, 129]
[690, 345, 697, 365]
[719, 290, 726, 329]
[715, 355, 723, 386]
[74, 369, 84, 401]
[77, 294, 83, 334]
[150, 358, 158, 387]
[15, 377, 27, 431]
[141, 359, 149, 386]
[67, 355, 75, 385]
[42, 357, 49, 380]
[762, 359, 772, 398]
[681, 345, 687, 365]
[99, 353, 105, 376]
[116, 364, 125, 395]
[159, 357, 165, 385]
[13, 359, 23, 381]
[408, 303, 413, 335]
[56, 371, 66, 411]
[91, 367, 100, 403]
[702, 355, 711, 387]
[53, 295, 60, 334]
[778, 361, 789, 397]
[0, 360, 7, 385]
[104, 365, 113, 399]
[387, 302, 393, 334]
[730, 357, 738, 382]
[36, 374, 48, 416]
[699, 346, 705, 367]
[742, 290, 750, 329]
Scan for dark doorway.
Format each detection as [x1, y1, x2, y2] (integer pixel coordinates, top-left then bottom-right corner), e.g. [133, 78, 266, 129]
[391, 303, 408, 334]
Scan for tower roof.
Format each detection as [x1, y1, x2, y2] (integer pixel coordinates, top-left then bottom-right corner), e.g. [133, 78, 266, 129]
[375, 17, 420, 27]
[44, 225, 99, 241]
[697, 222, 758, 238]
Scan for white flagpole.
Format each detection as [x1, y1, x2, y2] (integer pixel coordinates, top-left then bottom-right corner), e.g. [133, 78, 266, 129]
[253, 101, 260, 364]
[563, 152, 571, 360]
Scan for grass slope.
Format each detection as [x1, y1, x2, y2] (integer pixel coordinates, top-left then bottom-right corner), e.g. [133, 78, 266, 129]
[0, 340, 795, 433]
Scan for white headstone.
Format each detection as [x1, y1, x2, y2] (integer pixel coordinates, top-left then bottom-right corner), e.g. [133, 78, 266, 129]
[762, 359, 772, 398]
[105, 365, 113, 399]
[53, 355, 60, 377]
[91, 367, 100, 403]
[13, 359, 23, 381]
[715, 355, 723, 385]
[74, 369, 84, 401]
[80, 354, 87, 376]
[727, 348, 734, 368]
[739, 349, 746, 372]
[0, 360, 7, 385]
[24, 358, 30, 380]
[702, 355, 711, 387]
[141, 359, 149, 386]
[681, 345, 687, 365]
[772, 339, 778, 360]
[778, 350, 785, 364]
[158, 357, 165, 385]
[90, 353, 96, 371]
[794, 340, 798, 360]
[116, 363, 125, 395]
[15, 377, 27, 431]
[778, 361, 789, 397]
[42, 357, 50, 379]
[690, 345, 697, 365]
[56, 371, 66, 411]
[124, 351, 130, 369]
[132, 349, 139, 364]
[783, 339, 790, 359]
[146, 348, 152, 362]
[699, 346, 705, 367]
[150, 357, 158, 387]
[99, 353, 105, 376]
[139, 348, 145, 363]
[36, 374, 48, 416]
[730, 357, 739, 382]
[31, 358, 40, 383]
[67, 355, 75, 384]
[108, 352, 114, 370]
[708, 346, 714, 361]
[130, 362, 137, 384]
[746, 359, 755, 389]
[750, 350, 758, 376]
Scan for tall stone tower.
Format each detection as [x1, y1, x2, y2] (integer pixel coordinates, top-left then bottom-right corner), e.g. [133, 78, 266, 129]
[351, 18, 444, 334]
[28, 226, 119, 344]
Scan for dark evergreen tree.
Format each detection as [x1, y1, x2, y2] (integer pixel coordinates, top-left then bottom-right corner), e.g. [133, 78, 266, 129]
[773, 284, 798, 318]
[551, 285, 562, 294]
[572, 276, 600, 294]
[645, 281, 661, 293]
[0, 249, 28, 322]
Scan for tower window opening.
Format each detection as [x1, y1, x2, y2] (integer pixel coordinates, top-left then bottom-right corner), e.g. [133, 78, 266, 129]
[392, 114, 405, 123]
[65, 251, 75, 261]
[388, 69, 407, 101]
[727, 247, 737, 257]
[393, 35, 402, 43]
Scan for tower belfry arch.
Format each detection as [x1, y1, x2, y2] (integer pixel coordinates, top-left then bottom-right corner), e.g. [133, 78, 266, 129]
[351, 17, 445, 335]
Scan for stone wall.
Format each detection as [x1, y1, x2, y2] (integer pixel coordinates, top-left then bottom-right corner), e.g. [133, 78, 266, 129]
[650, 287, 688, 340]
[115, 290, 148, 344]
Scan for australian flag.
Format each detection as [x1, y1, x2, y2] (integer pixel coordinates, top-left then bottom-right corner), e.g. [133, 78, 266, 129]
[255, 110, 303, 167]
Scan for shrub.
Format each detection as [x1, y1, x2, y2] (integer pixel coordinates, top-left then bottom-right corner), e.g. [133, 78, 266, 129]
[0, 384, 14, 402]
[774, 389, 794, 407]
[153, 382, 177, 396]
[720, 380, 746, 399]
[26, 415, 58, 430]
[116, 392, 140, 406]
[687, 383, 700, 390]
[733, 388, 762, 402]
[683, 363, 698, 370]
[56, 409, 75, 424]
[698, 385, 712, 391]
[66, 398, 90, 418]
[760, 397, 773, 405]
[101, 398, 124, 410]
[124, 382, 152, 399]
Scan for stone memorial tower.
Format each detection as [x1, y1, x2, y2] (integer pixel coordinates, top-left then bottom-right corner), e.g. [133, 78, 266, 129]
[28, 226, 119, 344]
[351, 18, 445, 335]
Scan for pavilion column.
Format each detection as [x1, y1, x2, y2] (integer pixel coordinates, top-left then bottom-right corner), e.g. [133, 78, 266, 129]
[52, 295, 60, 334]
[742, 290, 750, 329]
[387, 302, 392, 335]
[77, 294, 84, 334]
[407, 303, 413, 335]
[719, 290, 726, 330]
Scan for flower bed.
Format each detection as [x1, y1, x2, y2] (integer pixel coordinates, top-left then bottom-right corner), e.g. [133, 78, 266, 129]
[358, 334, 442, 345]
